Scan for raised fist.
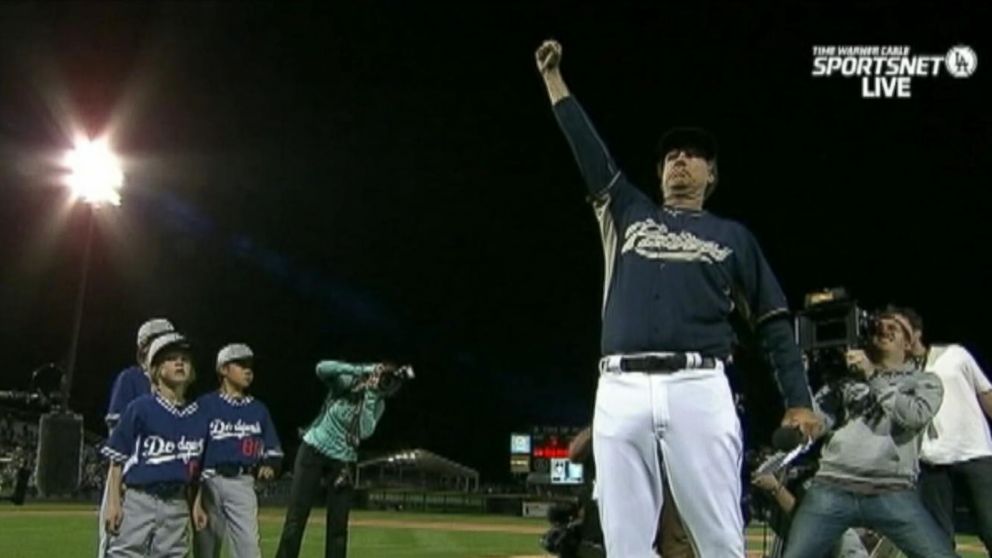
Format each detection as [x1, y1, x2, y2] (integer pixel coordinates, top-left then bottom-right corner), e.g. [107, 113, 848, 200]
[535, 39, 562, 74]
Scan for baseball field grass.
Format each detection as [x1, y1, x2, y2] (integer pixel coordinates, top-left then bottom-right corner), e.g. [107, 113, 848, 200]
[0, 503, 988, 557]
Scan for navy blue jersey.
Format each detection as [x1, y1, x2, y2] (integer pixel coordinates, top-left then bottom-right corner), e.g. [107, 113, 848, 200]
[105, 366, 152, 431]
[197, 391, 283, 475]
[101, 394, 205, 486]
[553, 96, 812, 408]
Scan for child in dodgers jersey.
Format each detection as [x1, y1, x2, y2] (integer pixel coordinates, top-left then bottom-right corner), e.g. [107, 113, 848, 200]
[98, 317, 174, 558]
[192, 343, 282, 558]
[101, 332, 205, 558]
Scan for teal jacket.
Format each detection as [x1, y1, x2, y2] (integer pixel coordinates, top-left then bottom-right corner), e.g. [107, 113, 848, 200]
[302, 360, 385, 462]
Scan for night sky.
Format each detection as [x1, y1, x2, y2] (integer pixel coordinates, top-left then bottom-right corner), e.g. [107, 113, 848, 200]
[1, 2, 989, 482]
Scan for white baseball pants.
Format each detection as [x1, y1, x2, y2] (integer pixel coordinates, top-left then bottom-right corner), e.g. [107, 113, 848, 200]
[592, 364, 744, 558]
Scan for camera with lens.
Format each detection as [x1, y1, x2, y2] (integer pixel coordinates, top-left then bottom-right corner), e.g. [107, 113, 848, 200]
[795, 287, 879, 385]
[540, 502, 583, 557]
[0, 363, 65, 409]
[375, 365, 415, 397]
[539, 500, 605, 558]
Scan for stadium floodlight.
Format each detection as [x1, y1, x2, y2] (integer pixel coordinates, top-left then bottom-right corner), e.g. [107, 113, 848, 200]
[63, 137, 124, 206]
[59, 136, 125, 410]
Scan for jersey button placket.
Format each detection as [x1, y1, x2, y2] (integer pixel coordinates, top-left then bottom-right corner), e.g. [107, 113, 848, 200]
[652, 289, 661, 335]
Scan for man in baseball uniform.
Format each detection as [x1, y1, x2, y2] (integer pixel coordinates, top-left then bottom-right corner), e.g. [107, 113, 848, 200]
[98, 318, 175, 557]
[102, 332, 205, 558]
[193, 343, 283, 558]
[535, 39, 819, 557]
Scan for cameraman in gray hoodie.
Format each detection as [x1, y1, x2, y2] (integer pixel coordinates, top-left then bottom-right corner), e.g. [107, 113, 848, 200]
[783, 312, 957, 558]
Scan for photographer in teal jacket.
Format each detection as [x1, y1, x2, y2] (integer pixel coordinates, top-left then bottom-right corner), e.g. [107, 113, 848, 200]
[275, 360, 398, 558]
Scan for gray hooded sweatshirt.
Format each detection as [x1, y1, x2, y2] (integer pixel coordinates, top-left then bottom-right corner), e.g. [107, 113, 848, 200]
[813, 362, 944, 488]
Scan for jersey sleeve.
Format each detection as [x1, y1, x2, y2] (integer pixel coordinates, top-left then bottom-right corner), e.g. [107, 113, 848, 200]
[195, 395, 213, 459]
[315, 360, 376, 393]
[105, 370, 134, 429]
[260, 403, 283, 463]
[958, 346, 992, 393]
[733, 226, 812, 408]
[358, 391, 386, 440]
[734, 227, 790, 325]
[103, 400, 140, 464]
[872, 371, 945, 431]
[552, 96, 651, 217]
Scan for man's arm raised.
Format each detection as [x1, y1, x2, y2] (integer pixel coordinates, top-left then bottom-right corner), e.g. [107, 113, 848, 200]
[536, 39, 645, 208]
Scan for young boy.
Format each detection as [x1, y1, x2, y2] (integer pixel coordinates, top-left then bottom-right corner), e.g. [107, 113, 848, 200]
[105, 319, 175, 432]
[102, 332, 205, 557]
[99, 318, 174, 556]
[193, 343, 282, 558]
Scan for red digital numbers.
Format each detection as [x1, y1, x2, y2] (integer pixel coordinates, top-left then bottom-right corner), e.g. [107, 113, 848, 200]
[241, 438, 261, 457]
[529, 433, 576, 459]
[532, 447, 569, 458]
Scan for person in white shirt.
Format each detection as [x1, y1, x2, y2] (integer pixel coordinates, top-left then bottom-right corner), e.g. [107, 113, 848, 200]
[890, 305, 992, 554]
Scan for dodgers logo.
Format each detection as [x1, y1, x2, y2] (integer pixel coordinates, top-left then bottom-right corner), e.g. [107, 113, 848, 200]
[945, 45, 977, 78]
[210, 418, 263, 441]
[143, 435, 204, 465]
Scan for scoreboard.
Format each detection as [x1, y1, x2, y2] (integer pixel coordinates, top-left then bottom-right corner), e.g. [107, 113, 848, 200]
[509, 426, 586, 483]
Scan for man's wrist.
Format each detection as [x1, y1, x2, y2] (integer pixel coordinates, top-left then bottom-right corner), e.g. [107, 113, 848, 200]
[543, 71, 570, 104]
[784, 397, 814, 411]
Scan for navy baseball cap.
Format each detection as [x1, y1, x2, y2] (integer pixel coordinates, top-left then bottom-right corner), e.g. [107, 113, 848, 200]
[657, 127, 718, 161]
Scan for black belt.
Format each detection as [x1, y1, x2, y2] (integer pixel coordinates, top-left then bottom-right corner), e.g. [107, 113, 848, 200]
[600, 353, 719, 374]
[212, 463, 254, 477]
[133, 482, 186, 499]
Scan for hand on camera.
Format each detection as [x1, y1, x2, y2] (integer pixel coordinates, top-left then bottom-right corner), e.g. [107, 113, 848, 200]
[352, 373, 379, 392]
[752, 473, 780, 493]
[845, 349, 876, 378]
[374, 362, 399, 375]
[840, 381, 874, 413]
[366, 362, 400, 390]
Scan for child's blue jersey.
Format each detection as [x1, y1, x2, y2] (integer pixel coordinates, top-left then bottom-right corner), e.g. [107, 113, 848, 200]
[197, 391, 282, 476]
[105, 366, 152, 431]
[101, 393, 205, 486]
